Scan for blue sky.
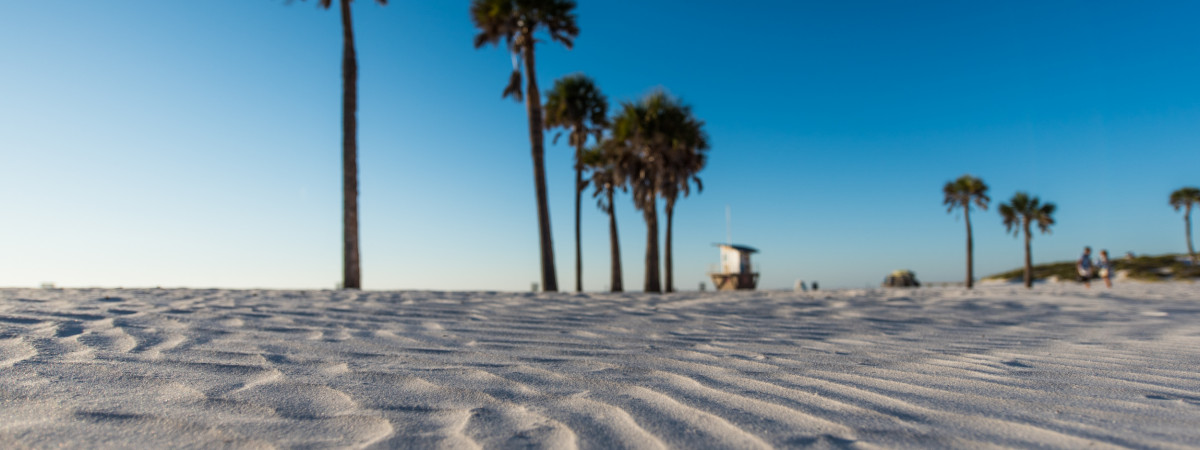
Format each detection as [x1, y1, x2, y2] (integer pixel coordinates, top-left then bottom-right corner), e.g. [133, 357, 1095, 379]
[1, 0, 1198, 290]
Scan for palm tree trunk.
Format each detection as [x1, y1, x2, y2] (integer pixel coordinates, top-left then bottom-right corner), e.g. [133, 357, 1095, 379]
[521, 40, 557, 292]
[1023, 221, 1033, 289]
[644, 198, 661, 293]
[664, 198, 675, 293]
[964, 207, 973, 289]
[1187, 205, 1196, 263]
[608, 190, 623, 292]
[340, 0, 361, 290]
[574, 139, 583, 292]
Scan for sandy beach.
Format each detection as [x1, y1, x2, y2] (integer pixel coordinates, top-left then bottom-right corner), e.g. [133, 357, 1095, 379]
[1, 283, 1198, 448]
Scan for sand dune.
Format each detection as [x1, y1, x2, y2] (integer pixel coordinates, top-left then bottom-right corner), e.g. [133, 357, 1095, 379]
[1, 283, 1198, 448]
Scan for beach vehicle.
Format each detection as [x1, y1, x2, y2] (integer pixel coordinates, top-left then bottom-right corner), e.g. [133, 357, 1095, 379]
[709, 244, 759, 290]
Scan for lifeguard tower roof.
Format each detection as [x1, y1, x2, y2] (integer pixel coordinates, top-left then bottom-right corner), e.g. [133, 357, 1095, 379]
[713, 243, 759, 254]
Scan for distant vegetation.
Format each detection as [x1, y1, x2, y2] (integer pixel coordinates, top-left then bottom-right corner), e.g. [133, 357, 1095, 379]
[986, 254, 1200, 282]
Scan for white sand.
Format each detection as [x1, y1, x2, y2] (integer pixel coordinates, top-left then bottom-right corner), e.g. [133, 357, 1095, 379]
[1, 283, 1198, 448]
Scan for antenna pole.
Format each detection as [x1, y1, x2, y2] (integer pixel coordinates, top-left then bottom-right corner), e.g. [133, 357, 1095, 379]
[725, 205, 732, 244]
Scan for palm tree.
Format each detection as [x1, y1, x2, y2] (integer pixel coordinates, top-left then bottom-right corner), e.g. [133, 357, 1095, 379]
[307, 0, 387, 290]
[999, 192, 1056, 288]
[472, 0, 578, 292]
[608, 99, 662, 292]
[943, 175, 990, 289]
[582, 146, 625, 292]
[1170, 186, 1200, 263]
[606, 91, 696, 293]
[544, 74, 608, 292]
[657, 101, 709, 293]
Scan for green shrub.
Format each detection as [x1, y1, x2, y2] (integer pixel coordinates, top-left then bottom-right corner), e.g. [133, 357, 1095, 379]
[985, 253, 1197, 282]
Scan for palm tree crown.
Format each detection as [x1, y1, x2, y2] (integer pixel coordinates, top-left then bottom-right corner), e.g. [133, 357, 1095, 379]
[544, 74, 608, 147]
[943, 174, 989, 289]
[657, 100, 709, 205]
[1170, 187, 1200, 211]
[471, 0, 578, 102]
[582, 147, 626, 215]
[943, 175, 990, 213]
[999, 192, 1056, 236]
[608, 100, 659, 215]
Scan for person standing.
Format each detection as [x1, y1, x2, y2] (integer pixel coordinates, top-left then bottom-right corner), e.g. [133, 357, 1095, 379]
[1098, 249, 1114, 288]
[1077, 246, 1094, 288]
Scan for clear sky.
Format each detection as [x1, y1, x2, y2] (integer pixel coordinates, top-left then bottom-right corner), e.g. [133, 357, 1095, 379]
[2, 0, 1198, 291]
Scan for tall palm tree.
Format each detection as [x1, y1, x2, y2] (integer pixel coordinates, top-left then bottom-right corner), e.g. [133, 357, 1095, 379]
[307, 0, 387, 290]
[1170, 186, 1200, 263]
[472, 0, 578, 292]
[658, 100, 709, 293]
[544, 74, 608, 292]
[582, 146, 625, 292]
[606, 91, 695, 293]
[608, 99, 663, 292]
[999, 192, 1056, 288]
[943, 175, 990, 289]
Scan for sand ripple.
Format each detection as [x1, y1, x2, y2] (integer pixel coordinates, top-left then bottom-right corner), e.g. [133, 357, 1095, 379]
[1, 284, 1199, 448]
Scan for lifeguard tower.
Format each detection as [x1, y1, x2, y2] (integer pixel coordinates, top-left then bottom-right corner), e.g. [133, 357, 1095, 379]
[709, 244, 759, 291]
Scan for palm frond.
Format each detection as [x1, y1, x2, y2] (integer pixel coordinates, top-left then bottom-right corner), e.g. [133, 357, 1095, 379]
[470, 0, 516, 48]
[999, 203, 1018, 235]
[1170, 186, 1200, 211]
[473, 0, 578, 99]
[604, 90, 708, 209]
[1035, 203, 1056, 233]
[543, 74, 608, 140]
[1000, 191, 1056, 237]
[943, 174, 989, 213]
[501, 69, 523, 102]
